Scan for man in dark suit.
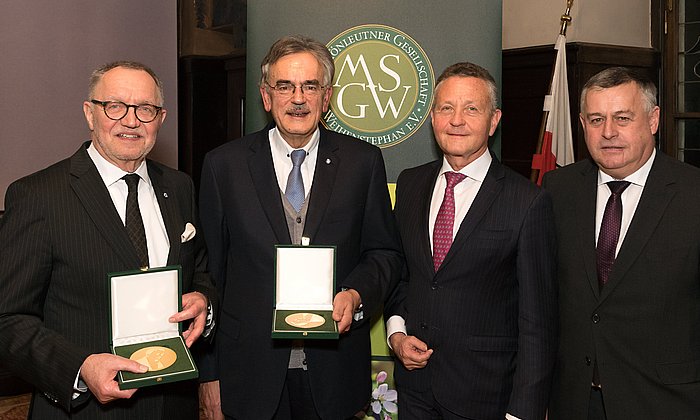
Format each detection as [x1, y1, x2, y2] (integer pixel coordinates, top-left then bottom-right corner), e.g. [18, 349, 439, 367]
[385, 62, 558, 420]
[197, 36, 402, 420]
[0, 61, 216, 419]
[544, 67, 700, 419]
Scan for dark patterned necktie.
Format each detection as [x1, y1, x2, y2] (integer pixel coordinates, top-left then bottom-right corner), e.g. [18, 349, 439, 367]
[285, 149, 306, 212]
[433, 172, 467, 272]
[123, 174, 149, 269]
[596, 181, 631, 289]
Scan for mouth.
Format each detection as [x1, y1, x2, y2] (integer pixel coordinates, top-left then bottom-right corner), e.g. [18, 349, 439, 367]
[117, 133, 141, 139]
[286, 106, 310, 117]
[601, 145, 624, 151]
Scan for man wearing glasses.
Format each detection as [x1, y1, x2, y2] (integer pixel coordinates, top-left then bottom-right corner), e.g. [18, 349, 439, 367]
[0, 61, 216, 419]
[198, 35, 402, 420]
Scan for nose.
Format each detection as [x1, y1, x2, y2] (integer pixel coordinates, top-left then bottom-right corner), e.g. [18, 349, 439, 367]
[602, 118, 617, 139]
[291, 86, 306, 104]
[449, 110, 465, 126]
[120, 106, 140, 128]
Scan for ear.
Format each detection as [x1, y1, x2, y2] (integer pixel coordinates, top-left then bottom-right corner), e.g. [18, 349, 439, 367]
[83, 101, 95, 131]
[488, 109, 502, 136]
[648, 106, 660, 135]
[321, 86, 333, 113]
[260, 85, 272, 112]
[159, 108, 167, 125]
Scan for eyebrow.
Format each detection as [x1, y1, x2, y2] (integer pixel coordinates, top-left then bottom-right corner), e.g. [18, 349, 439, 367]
[272, 79, 321, 85]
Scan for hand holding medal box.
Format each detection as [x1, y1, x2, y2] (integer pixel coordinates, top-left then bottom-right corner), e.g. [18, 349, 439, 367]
[272, 244, 339, 338]
[109, 266, 198, 389]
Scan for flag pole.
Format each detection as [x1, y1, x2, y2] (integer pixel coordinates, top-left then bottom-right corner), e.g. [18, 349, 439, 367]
[530, 0, 575, 183]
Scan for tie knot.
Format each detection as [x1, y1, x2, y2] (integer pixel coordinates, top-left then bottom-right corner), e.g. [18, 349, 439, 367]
[445, 172, 467, 189]
[290, 149, 306, 167]
[607, 181, 631, 195]
[123, 174, 140, 191]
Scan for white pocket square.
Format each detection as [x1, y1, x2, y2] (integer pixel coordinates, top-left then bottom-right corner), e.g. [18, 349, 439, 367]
[181, 222, 196, 243]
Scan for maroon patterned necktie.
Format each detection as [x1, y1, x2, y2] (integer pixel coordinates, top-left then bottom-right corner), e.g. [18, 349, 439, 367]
[433, 172, 467, 272]
[596, 181, 631, 289]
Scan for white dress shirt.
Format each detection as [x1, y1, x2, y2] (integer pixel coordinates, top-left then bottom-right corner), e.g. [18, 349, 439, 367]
[386, 149, 491, 340]
[87, 143, 169, 267]
[595, 148, 655, 256]
[269, 127, 320, 200]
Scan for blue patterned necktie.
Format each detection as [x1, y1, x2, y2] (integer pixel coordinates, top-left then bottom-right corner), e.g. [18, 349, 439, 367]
[285, 149, 306, 212]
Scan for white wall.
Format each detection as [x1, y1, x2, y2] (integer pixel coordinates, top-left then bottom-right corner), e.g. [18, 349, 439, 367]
[503, 0, 651, 49]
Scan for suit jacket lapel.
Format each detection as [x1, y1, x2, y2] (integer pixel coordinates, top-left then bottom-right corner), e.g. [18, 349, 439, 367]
[304, 127, 338, 242]
[601, 154, 677, 301]
[149, 162, 181, 266]
[574, 161, 602, 298]
[248, 129, 291, 244]
[442, 159, 504, 271]
[412, 162, 442, 277]
[69, 143, 139, 267]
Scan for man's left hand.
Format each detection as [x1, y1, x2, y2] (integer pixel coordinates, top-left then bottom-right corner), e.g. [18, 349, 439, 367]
[332, 289, 361, 333]
[169, 291, 208, 347]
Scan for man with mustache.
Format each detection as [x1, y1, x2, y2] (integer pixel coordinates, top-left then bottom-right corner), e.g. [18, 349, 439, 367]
[197, 35, 402, 420]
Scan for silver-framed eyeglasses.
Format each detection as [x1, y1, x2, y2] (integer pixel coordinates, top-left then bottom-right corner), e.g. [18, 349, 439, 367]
[266, 82, 326, 97]
[91, 100, 163, 123]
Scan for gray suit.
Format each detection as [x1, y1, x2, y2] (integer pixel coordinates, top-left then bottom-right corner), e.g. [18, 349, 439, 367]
[544, 152, 700, 419]
[0, 142, 215, 419]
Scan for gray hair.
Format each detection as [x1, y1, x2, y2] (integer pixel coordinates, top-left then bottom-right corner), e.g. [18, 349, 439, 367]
[434, 62, 499, 112]
[88, 61, 164, 105]
[581, 67, 657, 113]
[260, 35, 334, 87]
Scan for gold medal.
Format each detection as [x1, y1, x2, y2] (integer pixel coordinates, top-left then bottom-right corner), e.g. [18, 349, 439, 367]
[129, 346, 177, 371]
[284, 312, 326, 329]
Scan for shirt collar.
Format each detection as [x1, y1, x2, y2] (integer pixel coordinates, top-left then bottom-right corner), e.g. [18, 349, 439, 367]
[597, 148, 656, 187]
[439, 149, 492, 182]
[270, 126, 320, 156]
[86, 142, 150, 188]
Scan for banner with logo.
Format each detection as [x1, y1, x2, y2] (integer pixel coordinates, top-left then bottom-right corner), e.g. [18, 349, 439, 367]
[247, 1, 502, 182]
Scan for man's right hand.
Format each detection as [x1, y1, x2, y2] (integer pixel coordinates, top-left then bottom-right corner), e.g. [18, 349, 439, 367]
[389, 333, 433, 370]
[199, 380, 224, 420]
[80, 353, 147, 404]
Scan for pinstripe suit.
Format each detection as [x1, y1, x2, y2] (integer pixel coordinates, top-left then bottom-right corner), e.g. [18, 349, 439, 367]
[0, 142, 215, 419]
[385, 157, 558, 419]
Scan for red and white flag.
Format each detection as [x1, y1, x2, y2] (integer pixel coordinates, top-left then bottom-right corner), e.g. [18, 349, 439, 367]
[532, 34, 574, 185]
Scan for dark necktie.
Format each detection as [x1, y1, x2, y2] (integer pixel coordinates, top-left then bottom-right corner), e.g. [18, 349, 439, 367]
[285, 149, 306, 212]
[123, 174, 149, 269]
[596, 181, 631, 289]
[433, 172, 467, 272]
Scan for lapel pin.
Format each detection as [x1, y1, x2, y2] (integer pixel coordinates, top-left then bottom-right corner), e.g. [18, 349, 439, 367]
[163, 192, 169, 198]
[326, 158, 331, 164]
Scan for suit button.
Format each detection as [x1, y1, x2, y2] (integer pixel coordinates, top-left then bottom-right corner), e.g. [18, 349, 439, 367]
[591, 313, 600, 323]
[420, 323, 427, 329]
[296, 217, 302, 223]
[585, 356, 592, 366]
[431, 283, 438, 290]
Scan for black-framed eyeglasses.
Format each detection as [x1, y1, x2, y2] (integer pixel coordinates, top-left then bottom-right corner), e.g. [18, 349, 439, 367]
[265, 82, 326, 97]
[90, 100, 162, 123]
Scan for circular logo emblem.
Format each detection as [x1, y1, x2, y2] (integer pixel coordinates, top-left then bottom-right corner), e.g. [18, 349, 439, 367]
[322, 25, 434, 148]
